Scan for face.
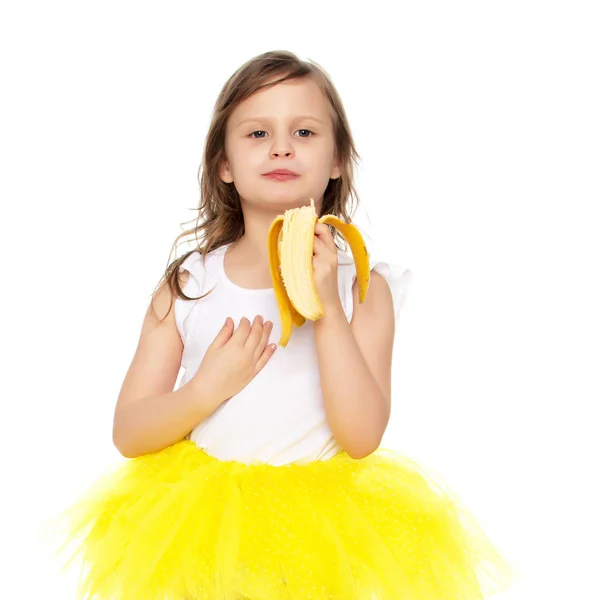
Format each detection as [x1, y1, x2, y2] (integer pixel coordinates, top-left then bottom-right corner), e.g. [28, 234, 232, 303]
[219, 77, 341, 211]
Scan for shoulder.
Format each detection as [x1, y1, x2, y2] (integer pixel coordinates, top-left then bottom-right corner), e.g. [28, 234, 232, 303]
[176, 247, 224, 287]
[349, 269, 394, 326]
[149, 277, 180, 325]
[347, 253, 412, 324]
[171, 250, 208, 300]
[148, 252, 202, 324]
[178, 268, 191, 289]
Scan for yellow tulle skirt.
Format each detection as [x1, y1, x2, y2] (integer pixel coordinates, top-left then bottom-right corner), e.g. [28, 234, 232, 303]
[42, 440, 517, 599]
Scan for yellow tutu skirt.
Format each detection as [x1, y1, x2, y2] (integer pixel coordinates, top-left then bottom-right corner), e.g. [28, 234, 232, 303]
[43, 440, 517, 599]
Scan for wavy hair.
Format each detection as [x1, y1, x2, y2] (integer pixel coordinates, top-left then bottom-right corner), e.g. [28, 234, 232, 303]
[151, 50, 362, 320]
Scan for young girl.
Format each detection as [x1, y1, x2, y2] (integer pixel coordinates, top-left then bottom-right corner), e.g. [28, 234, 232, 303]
[46, 50, 517, 599]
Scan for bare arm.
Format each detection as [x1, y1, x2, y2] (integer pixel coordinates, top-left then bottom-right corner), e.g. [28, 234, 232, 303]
[113, 379, 221, 458]
[112, 271, 224, 458]
[314, 271, 394, 459]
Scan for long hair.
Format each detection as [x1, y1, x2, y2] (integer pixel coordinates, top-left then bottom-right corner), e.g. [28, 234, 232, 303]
[151, 50, 362, 320]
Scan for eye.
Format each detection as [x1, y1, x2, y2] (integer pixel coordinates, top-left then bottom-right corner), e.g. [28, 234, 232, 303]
[248, 129, 314, 139]
[249, 130, 267, 139]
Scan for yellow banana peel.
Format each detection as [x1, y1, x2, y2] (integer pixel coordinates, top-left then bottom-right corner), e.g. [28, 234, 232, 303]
[267, 198, 370, 347]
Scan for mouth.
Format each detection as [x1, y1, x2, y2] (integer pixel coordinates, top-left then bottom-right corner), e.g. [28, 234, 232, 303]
[263, 169, 299, 176]
[262, 170, 300, 181]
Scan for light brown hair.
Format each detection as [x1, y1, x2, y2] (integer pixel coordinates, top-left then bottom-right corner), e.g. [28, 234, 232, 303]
[151, 50, 362, 321]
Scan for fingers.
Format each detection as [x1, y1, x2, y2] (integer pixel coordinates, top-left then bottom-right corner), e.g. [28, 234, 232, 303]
[212, 316, 234, 348]
[230, 316, 257, 345]
[254, 342, 277, 374]
[314, 222, 336, 252]
[220, 315, 278, 376]
[244, 315, 268, 349]
[250, 317, 277, 373]
[252, 318, 274, 361]
[230, 316, 273, 351]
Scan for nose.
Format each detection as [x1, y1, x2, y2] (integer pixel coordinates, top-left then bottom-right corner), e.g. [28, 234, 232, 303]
[271, 149, 293, 158]
[269, 133, 294, 159]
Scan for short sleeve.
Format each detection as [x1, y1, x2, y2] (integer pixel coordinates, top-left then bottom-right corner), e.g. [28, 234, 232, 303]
[341, 253, 412, 323]
[174, 251, 206, 343]
[371, 259, 413, 321]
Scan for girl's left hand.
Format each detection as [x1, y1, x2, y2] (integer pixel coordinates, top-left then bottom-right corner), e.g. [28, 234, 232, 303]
[312, 222, 342, 312]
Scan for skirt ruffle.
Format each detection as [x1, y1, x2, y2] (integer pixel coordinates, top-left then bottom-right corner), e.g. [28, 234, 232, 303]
[41, 440, 517, 599]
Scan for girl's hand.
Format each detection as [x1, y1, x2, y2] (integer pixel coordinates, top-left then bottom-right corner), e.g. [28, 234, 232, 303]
[313, 222, 342, 312]
[191, 316, 276, 407]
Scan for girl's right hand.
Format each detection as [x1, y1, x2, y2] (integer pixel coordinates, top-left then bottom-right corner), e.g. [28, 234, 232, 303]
[190, 315, 277, 407]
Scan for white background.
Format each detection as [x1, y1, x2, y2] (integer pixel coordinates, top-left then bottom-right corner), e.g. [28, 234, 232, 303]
[2, 0, 598, 598]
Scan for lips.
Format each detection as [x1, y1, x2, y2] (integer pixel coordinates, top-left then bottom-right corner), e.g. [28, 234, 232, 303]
[263, 169, 299, 176]
[262, 169, 300, 182]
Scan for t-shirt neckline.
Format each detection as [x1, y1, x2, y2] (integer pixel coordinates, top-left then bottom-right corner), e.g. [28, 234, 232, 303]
[218, 242, 275, 294]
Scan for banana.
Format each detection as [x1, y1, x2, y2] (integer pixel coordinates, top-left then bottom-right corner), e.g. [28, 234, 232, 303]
[267, 198, 371, 347]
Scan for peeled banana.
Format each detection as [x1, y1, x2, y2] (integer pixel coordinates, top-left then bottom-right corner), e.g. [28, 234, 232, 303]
[267, 198, 371, 347]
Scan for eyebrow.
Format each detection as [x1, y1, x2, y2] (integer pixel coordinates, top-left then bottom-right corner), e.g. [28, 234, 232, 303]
[234, 115, 326, 129]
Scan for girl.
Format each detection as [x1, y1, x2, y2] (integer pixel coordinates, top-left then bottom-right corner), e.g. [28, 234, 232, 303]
[45, 50, 517, 599]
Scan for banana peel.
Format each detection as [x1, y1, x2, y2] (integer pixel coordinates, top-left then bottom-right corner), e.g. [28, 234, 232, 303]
[267, 198, 370, 347]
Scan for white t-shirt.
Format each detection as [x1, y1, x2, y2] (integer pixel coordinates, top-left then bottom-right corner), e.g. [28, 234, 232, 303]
[174, 242, 411, 466]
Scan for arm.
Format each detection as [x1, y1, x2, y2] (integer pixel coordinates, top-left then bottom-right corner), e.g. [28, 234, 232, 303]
[314, 271, 395, 459]
[113, 379, 221, 459]
[112, 273, 223, 458]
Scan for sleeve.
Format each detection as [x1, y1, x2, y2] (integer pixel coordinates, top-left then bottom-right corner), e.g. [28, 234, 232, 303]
[174, 251, 206, 343]
[342, 255, 413, 323]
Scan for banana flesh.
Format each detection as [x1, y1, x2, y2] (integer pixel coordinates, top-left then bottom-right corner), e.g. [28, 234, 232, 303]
[267, 198, 370, 347]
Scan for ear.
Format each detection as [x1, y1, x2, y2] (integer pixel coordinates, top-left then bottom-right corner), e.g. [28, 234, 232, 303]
[219, 156, 233, 183]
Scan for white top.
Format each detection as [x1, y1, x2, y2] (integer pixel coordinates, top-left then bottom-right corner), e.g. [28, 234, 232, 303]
[174, 242, 412, 466]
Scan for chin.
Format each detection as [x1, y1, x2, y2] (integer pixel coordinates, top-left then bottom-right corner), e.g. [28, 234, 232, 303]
[256, 190, 312, 208]
[237, 184, 322, 210]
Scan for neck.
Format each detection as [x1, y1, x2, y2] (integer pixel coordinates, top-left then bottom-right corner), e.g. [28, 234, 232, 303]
[232, 195, 323, 262]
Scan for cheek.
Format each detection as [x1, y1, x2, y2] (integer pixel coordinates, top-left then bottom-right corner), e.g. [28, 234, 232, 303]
[228, 147, 258, 175]
[313, 140, 336, 165]
[308, 151, 336, 179]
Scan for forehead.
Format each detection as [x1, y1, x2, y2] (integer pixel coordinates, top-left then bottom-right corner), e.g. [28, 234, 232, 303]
[229, 77, 333, 128]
